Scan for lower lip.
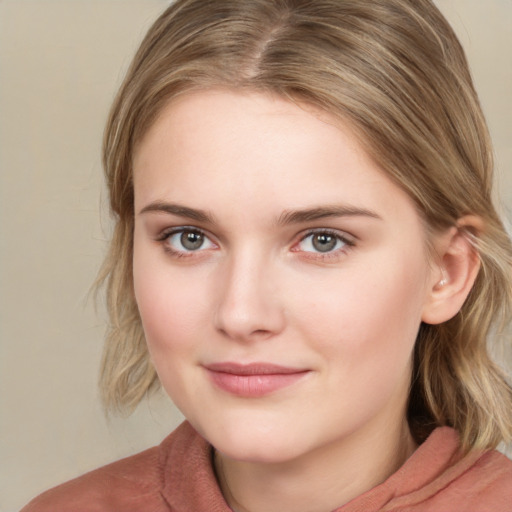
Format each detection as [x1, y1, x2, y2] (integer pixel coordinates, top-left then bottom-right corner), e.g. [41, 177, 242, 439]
[206, 370, 310, 397]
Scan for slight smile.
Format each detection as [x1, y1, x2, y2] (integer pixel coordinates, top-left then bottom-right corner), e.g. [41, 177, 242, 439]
[204, 362, 311, 398]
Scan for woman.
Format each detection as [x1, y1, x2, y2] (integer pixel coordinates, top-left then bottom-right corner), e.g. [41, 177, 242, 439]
[23, 0, 512, 510]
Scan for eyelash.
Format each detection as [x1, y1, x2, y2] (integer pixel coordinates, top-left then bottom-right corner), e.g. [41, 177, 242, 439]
[292, 229, 355, 261]
[155, 227, 355, 261]
[155, 226, 216, 258]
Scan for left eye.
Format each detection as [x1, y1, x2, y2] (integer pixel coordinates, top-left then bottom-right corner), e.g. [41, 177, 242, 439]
[165, 228, 216, 252]
[297, 231, 350, 253]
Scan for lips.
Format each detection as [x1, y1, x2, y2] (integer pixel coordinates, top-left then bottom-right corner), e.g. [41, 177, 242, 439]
[204, 362, 310, 397]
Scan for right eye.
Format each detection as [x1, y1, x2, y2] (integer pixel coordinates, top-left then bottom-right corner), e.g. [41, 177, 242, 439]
[159, 227, 216, 255]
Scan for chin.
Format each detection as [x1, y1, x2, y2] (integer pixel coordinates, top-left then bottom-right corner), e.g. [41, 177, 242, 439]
[215, 437, 304, 464]
[194, 413, 312, 464]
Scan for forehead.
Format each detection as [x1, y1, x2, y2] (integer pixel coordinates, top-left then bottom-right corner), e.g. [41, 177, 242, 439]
[132, 89, 419, 228]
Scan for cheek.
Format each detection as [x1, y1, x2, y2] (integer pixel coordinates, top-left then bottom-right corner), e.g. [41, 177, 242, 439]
[132, 246, 208, 359]
[291, 248, 429, 368]
[133, 263, 211, 411]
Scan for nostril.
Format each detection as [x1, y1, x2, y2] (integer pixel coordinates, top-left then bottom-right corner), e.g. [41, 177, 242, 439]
[213, 298, 285, 342]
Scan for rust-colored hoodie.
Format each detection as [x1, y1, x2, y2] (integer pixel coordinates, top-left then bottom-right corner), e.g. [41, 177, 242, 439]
[22, 421, 512, 512]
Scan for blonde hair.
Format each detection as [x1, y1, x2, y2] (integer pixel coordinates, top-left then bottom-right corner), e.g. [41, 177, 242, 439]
[98, 0, 512, 451]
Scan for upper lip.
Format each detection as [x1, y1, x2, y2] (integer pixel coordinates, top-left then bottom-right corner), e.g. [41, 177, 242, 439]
[204, 362, 308, 375]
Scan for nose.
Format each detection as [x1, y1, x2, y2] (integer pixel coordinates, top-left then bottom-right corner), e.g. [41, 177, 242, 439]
[213, 249, 286, 342]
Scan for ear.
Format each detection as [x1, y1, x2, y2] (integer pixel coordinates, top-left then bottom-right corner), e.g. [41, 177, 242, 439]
[421, 216, 483, 325]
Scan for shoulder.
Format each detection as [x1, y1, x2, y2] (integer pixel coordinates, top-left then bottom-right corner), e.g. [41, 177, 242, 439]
[20, 427, 185, 512]
[416, 430, 512, 511]
[405, 449, 512, 512]
[358, 428, 512, 512]
[442, 449, 512, 508]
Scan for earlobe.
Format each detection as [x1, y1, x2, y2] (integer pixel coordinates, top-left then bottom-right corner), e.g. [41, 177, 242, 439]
[421, 217, 483, 325]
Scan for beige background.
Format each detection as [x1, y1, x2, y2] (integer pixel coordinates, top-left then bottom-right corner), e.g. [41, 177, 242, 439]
[0, 1, 511, 510]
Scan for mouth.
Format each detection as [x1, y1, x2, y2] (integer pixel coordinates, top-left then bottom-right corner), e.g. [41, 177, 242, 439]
[203, 362, 311, 397]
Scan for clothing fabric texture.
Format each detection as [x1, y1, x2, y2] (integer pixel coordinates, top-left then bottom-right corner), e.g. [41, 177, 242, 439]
[22, 421, 512, 512]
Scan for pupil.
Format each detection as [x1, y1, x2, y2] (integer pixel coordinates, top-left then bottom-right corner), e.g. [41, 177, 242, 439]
[313, 234, 336, 252]
[181, 231, 203, 250]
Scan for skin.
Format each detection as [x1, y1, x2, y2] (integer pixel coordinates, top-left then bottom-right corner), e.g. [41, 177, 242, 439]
[132, 89, 475, 512]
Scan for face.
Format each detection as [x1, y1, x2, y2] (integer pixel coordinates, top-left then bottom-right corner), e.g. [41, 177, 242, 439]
[132, 90, 437, 464]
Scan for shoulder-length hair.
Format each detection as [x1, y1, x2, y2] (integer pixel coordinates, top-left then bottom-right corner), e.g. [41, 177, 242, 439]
[97, 0, 512, 452]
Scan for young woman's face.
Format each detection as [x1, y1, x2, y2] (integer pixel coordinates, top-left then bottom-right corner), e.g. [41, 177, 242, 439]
[133, 90, 437, 463]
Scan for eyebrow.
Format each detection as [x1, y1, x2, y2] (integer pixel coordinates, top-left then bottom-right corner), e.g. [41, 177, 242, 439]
[277, 205, 381, 225]
[139, 201, 215, 223]
[139, 201, 381, 225]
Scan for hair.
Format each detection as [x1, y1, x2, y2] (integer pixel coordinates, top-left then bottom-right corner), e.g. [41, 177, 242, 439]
[97, 0, 512, 452]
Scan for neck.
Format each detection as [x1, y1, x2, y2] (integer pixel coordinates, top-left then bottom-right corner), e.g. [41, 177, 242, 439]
[214, 418, 417, 512]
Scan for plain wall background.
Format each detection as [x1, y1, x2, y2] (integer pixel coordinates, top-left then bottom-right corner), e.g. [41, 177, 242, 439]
[0, 1, 510, 510]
